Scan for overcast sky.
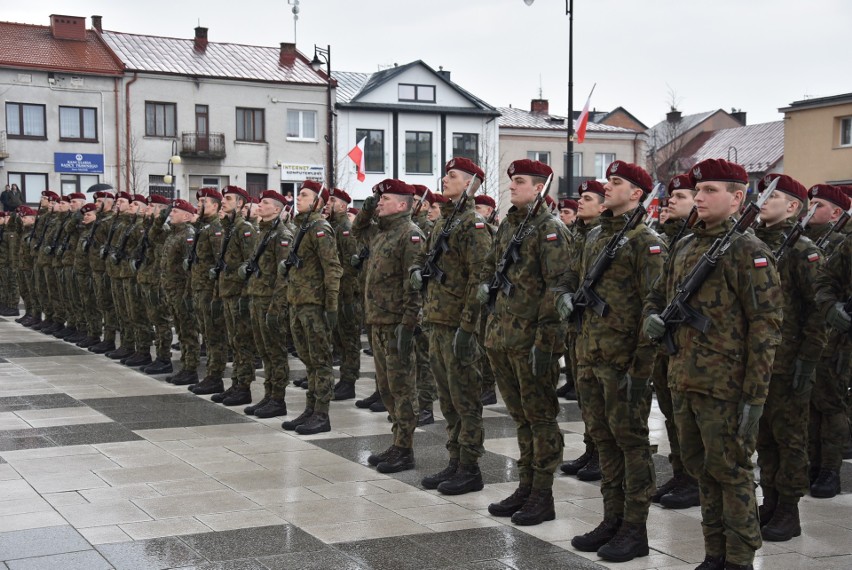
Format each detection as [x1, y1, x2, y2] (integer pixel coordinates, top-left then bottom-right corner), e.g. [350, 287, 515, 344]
[7, 1, 850, 127]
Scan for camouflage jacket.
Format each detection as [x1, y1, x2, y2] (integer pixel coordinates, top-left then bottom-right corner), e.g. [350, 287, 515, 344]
[413, 211, 433, 238]
[49, 212, 70, 269]
[481, 205, 570, 353]
[59, 212, 82, 267]
[285, 211, 342, 311]
[160, 222, 195, 292]
[217, 214, 256, 298]
[805, 222, 847, 256]
[190, 215, 223, 293]
[87, 211, 114, 273]
[563, 208, 666, 379]
[136, 215, 169, 285]
[18, 222, 36, 271]
[814, 234, 852, 356]
[645, 217, 783, 404]
[412, 199, 492, 332]
[353, 209, 423, 329]
[73, 218, 94, 275]
[35, 212, 60, 268]
[657, 219, 681, 246]
[329, 210, 360, 305]
[104, 213, 132, 279]
[0, 222, 15, 266]
[246, 218, 293, 297]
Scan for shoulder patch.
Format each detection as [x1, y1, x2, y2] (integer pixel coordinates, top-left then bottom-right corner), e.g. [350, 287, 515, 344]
[411, 234, 422, 243]
[280, 240, 290, 247]
[545, 232, 558, 242]
[807, 252, 820, 263]
[342, 230, 350, 237]
[753, 257, 768, 268]
[316, 230, 326, 238]
[648, 245, 662, 255]
[243, 231, 252, 237]
[186, 237, 194, 243]
[214, 231, 222, 237]
[474, 222, 485, 229]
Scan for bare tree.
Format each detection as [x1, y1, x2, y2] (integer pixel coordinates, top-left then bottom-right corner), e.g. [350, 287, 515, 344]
[123, 129, 145, 195]
[646, 88, 689, 183]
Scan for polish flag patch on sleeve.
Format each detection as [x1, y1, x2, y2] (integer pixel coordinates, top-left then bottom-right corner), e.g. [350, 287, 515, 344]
[343, 231, 350, 237]
[316, 231, 326, 238]
[186, 238, 194, 243]
[474, 222, 485, 229]
[648, 245, 662, 255]
[807, 252, 820, 263]
[545, 232, 558, 242]
[214, 231, 222, 237]
[411, 235, 421, 243]
[753, 257, 768, 268]
[243, 231, 252, 237]
[280, 240, 290, 247]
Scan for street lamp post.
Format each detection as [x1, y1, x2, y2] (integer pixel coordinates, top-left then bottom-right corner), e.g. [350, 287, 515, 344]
[524, 0, 573, 198]
[162, 139, 181, 200]
[310, 45, 335, 188]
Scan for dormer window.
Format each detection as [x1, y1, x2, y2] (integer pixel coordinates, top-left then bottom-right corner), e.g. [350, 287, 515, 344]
[399, 83, 435, 103]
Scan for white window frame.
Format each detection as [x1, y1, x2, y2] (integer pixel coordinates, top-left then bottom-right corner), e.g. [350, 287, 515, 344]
[840, 117, 852, 147]
[527, 151, 550, 165]
[287, 110, 317, 142]
[595, 153, 617, 179]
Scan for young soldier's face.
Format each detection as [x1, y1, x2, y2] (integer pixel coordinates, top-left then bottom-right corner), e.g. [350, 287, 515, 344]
[667, 190, 696, 220]
[577, 192, 605, 221]
[694, 181, 742, 226]
[115, 198, 129, 213]
[83, 210, 96, 224]
[475, 204, 493, 219]
[442, 170, 469, 200]
[559, 208, 576, 225]
[258, 198, 282, 221]
[508, 175, 540, 208]
[810, 197, 841, 225]
[427, 202, 442, 222]
[296, 189, 318, 214]
[759, 190, 798, 225]
[377, 193, 407, 218]
[329, 196, 347, 214]
[603, 176, 638, 211]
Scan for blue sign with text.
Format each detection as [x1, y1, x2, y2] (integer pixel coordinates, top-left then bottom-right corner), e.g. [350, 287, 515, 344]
[54, 153, 104, 174]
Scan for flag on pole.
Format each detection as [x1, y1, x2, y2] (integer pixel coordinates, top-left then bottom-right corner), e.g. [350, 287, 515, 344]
[574, 84, 596, 144]
[347, 138, 366, 182]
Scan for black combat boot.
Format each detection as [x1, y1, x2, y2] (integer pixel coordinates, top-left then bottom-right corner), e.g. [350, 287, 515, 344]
[165, 369, 190, 384]
[211, 386, 235, 402]
[76, 336, 101, 348]
[369, 399, 387, 413]
[88, 339, 115, 353]
[377, 446, 415, 474]
[660, 473, 700, 509]
[222, 387, 252, 406]
[54, 326, 75, 339]
[597, 520, 649, 562]
[142, 358, 173, 375]
[576, 449, 602, 481]
[30, 318, 47, 330]
[106, 346, 133, 360]
[15, 313, 30, 324]
[488, 485, 531, 517]
[480, 388, 497, 406]
[124, 352, 153, 367]
[758, 488, 778, 526]
[724, 563, 754, 570]
[571, 517, 622, 552]
[66, 329, 88, 343]
[437, 463, 484, 495]
[293, 377, 307, 388]
[191, 377, 225, 395]
[510, 488, 555, 526]
[295, 412, 330, 435]
[651, 473, 680, 503]
[560, 445, 594, 476]
[171, 371, 199, 387]
[810, 469, 841, 498]
[332, 381, 356, 401]
[368, 445, 395, 467]
[417, 409, 434, 426]
[421, 459, 459, 490]
[282, 408, 314, 431]
[244, 396, 270, 416]
[355, 390, 381, 409]
[695, 554, 725, 570]
[254, 399, 287, 418]
[362, 347, 373, 356]
[761, 501, 801, 542]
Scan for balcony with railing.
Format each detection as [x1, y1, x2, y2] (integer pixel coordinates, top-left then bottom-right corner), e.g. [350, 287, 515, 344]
[180, 132, 226, 159]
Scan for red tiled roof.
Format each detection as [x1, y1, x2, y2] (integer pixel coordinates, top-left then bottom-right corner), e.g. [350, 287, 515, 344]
[0, 21, 124, 76]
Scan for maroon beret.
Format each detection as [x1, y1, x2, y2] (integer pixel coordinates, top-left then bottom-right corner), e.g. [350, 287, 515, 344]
[559, 198, 579, 212]
[689, 158, 748, 186]
[172, 199, 197, 215]
[474, 195, 496, 209]
[116, 191, 133, 202]
[248, 196, 260, 205]
[68, 192, 87, 201]
[412, 185, 434, 205]
[667, 174, 694, 195]
[94, 191, 115, 200]
[606, 160, 653, 193]
[347, 207, 360, 216]
[223, 185, 250, 202]
[148, 194, 170, 205]
[60, 196, 71, 203]
[376, 178, 415, 196]
[809, 184, 851, 211]
[507, 159, 552, 180]
[0, 212, 7, 218]
[196, 187, 223, 202]
[80, 203, 98, 214]
[332, 188, 352, 204]
[432, 194, 449, 204]
[300, 180, 330, 203]
[446, 157, 485, 180]
[132, 193, 148, 204]
[838, 185, 852, 198]
[17, 206, 38, 216]
[260, 190, 287, 204]
[544, 195, 557, 212]
[41, 190, 60, 202]
[757, 173, 807, 202]
[578, 179, 606, 198]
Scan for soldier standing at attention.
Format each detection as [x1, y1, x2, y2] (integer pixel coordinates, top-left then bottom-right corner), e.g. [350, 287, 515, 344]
[102, 192, 135, 359]
[32, 192, 61, 334]
[561, 161, 665, 562]
[119, 195, 155, 368]
[410, 157, 492, 496]
[16, 207, 39, 326]
[427, 193, 445, 223]
[280, 181, 342, 435]
[353, 180, 424, 472]
[752, 173, 826, 541]
[644, 158, 783, 570]
[477, 159, 569, 526]
[554, 197, 578, 403]
[473, 194, 499, 408]
[57, 193, 87, 342]
[86, 191, 118, 351]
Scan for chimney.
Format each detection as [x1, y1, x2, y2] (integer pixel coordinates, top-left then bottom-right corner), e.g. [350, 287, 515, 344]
[49, 14, 87, 41]
[279, 42, 296, 67]
[194, 26, 208, 52]
[91, 15, 102, 33]
[437, 66, 451, 81]
[531, 99, 549, 114]
[666, 108, 682, 123]
[730, 109, 747, 126]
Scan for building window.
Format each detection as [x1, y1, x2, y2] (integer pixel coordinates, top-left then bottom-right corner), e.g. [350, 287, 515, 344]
[59, 106, 97, 142]
[841, 117, 852, 147]
[236, 108, 265, 142]
[527, 151, 550, 165]
[405, 131, 433, 174]
[287, 110, 316, 141]
[355, 129, 385, 173]
[7, 172, 48, 203]
[5, 103, 46, 139]
[148, 175, 175, 200]
[398, 84, 436, 103]
[60, 174, 99, 195]
[452, 133, 479, 163]
[595, 153, 616, 179]
[145, 102, 176, 138]
[564, 152, 582, 177]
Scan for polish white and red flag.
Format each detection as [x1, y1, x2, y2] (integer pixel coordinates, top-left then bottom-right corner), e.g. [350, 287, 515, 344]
[574, 84, 596, 144]
[347, 137, 366, 182]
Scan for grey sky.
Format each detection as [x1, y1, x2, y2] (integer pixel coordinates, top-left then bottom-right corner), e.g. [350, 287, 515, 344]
[7, 0, 850, 127]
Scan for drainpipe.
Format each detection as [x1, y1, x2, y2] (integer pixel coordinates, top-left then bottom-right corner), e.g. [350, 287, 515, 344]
[124, 72, 139, 192]
[114, 77, 121, 191]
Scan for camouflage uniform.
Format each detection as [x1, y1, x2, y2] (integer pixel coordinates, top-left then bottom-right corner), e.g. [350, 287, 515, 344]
[121, 214, 155, 355]
[483, 205, 569, 489]
[413, 199, 492, 466]
[477, 219, 499, 398]
[191, 215, 227, 380]
[105, 213, 135, 350]
[564, 208, 664, 523]
[412, 210, 437, 412]
[329, 210, 362, 386]
[36, 211, 62, 326]
[89, 210, 117, 344]
[74, 216, 101, 340]
[645, 217, 783, 566]
[58, 212, 84, 332]
[353, 208, 423, 448]
[48, 212, 70, 327]
[0, 219, 19, 310]
[754, 219, 826, 503]
[286, 211, 342, 414]
[17, 217, 38, 318]
[160, 221, 199, 372]
[135, 214, 172, 363]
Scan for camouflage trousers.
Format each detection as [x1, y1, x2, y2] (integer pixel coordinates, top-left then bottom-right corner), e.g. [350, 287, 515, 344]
[333, 299, 362, 384]
[49, 266, 66, 323]
[429, 324, 484, 465]
[672, 390, 761, 566]
[223, 295, 255, 388]
[414, 330, 436, 412]
[193, 289, 227, 379]
[74, 271, 101, 337]
[808, 349, 850, 472]
[93, 271, 116, 343]
[110, 276, 134, 349]
[59, 267, 82, 329]
[164, 287, 199, 371]
[16, 269, 35, 315]
[124, 278, 153, 351]
[567, 331, 593, 449]
[577, 363, 654, 523]
[140, 283, 172, 361]
[488, 348, 563, 490]
[478, 306, 495, 393]
[372, 324, 417, 448]
[38, 265, 59, 322]
[652, 352, 683, 474]
[1, 264, 19, 308]
[290, 304, 333, 414]
[250, 295, 289, 400]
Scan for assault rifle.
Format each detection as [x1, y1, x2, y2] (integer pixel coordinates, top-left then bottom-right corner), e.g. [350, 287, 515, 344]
[670, 205, 699, 248]
[183, 202, 205, 270]
[570, 188, 658, 324]
[815, 203, 852, 251]
[99, 209, 123, 260]
[45, 218, 66, 257]
[210, 209, 237, 279]
[81, 202, 105, 253]
[243, 215, 281, 280]
[34, 211, 51, 251]
[26, 209, 42, 244]
[56, 212, 80, 257]
[111, 213, 138, 265]
[485, 174, 552, 313]
[412, 187, 430, 218]
[773, 202, 818, 263]
[419, 173, 479, 289]
[279, 188, 323, 278]
[653, 179, 776, 355]
[486, 209, 498, 225]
